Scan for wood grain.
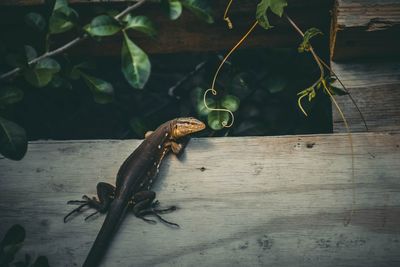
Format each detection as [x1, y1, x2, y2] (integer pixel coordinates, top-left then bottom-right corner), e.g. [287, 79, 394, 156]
[330, 0, 400, 61]
[331, 61, 400, 133]
[1, 133, 400, 266]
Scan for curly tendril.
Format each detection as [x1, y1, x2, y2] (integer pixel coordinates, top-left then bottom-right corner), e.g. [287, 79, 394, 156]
[203, 0, 259, 129]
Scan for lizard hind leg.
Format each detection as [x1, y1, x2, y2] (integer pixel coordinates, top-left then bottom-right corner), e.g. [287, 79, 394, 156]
[132, 191, 179, 228]
[64, 182, 115, 223]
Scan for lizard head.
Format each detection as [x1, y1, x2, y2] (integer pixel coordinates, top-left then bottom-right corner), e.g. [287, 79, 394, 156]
[171, 117, 206, 139]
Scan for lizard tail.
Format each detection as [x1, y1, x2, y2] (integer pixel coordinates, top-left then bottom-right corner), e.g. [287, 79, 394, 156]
[83, 199, 128, 267]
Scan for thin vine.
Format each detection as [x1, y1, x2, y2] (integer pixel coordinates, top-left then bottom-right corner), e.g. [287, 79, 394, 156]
[210, 0, 361, 225]
[203, 0, 258, 128]
[285, 12, 356, 225]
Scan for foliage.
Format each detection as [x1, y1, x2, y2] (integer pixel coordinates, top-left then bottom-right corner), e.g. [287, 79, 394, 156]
[0, 0, 213, 160]
[196, 87, 240, 130]
[162, 0, 183, 20]
[24, 58, 61, 88]
[297, 76, 348, 116]
[0, 224, 49, 267]
[0, 0, 336, 160]
[85, 15, 121, 37]
[256, 0, 287, 29]
[121, 31, 151, 89]
[189, 49, 331, 135]
[181, 0, 214, 24]
[0, 117, 27, 160]
[298, 28, 323, 53]
[294, 27, 348, 116]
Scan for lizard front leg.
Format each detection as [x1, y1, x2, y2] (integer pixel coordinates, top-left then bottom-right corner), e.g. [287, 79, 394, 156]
[167, 136, 191, 157]
[64, 182, 115, 222]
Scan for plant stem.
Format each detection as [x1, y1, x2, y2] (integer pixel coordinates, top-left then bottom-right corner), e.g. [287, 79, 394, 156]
[316, 55, 368, 131]
[285, 12, 368, 131]
[115, 0, 148, 20]
[0, 0, 148, 81]
[284, 13, 324, 81]
[285, 12, 356, 225]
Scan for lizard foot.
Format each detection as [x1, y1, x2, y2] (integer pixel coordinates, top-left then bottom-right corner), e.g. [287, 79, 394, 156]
[64, 182, 115, 223]
[64, 195, 105, 223]
[152, 200, 178, 214]
[135, 202, 179, 228]
[137, 210, 180, 228]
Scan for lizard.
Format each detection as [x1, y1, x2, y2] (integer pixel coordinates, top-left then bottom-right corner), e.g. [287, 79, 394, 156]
[63, 117, 206, 267]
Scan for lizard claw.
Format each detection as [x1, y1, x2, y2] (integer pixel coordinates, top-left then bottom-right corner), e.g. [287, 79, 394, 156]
[138, 216, 157, 225]
[84, 211, 100, 221]
[136, 209, 180, 228]
[64, 203, 89, 223]
[154, 205, 178, 214]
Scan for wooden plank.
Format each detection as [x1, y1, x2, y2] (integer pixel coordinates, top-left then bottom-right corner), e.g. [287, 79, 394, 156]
[330, 0, 400, 61]
[331, 60, 400, 133]
[0, 0, 333, 55]
[1, 133, 400, 266]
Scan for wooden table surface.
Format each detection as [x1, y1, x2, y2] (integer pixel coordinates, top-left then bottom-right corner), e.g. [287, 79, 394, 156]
[1, 132, 399, 266]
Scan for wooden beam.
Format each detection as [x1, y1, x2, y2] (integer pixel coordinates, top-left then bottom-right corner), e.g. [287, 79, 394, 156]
[1, 133, 400, 266]
[331, 60, 400, 133]
[330, 0, 400, 61]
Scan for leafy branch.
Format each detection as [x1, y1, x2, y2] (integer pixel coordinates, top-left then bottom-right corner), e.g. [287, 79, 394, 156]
[0, 0, 147, 81]
[0, 0, 213, 160]
[285, 13, 367, 131]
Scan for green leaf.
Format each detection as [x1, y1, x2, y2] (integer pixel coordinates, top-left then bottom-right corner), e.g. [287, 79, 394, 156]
[123, 15, 157, 37]
[80, 72, 114, 104]
[0, 224, 26, 266]
[54, 0, 68, 10]
[36, 58, 61, 74]
[207, 110, 229, 131]
[129, 117, 148, 137]
[69, 61, 95, 80]
[49, 6, 78, 34]
[0, 117, 27, 160]
[25, 12, 46, 32]
[221, 94, 240, 112]
[256, 0, 288, 30]
[326, 84, 348, 96]
[121, 31, 151, 89]
[50, 74, 72, 90]
[5, 46, 37, 69]
[197, 97, 215, 116]
[308, 87, 316, 101]
[24, 69, 53, 88]
[181, 0, 214, 24]
[23, 58, 60, 88]
[162, 0, 183, 20]
[24, 45, 37, 62]
[298, 27, 322, 53]
[191, 87, 214, 116]
[0, 86, 24, 106]
[266, 75, 287, 93]
[231, 73, 252, 99]
[85, 15, 121, 37]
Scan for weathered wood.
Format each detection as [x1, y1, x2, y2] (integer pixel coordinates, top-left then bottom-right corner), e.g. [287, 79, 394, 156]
[0, 0, 333, 55]
[330, 0, 400, 61]
[0, 133, 399, 266]
[331, 60, 400, 133]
